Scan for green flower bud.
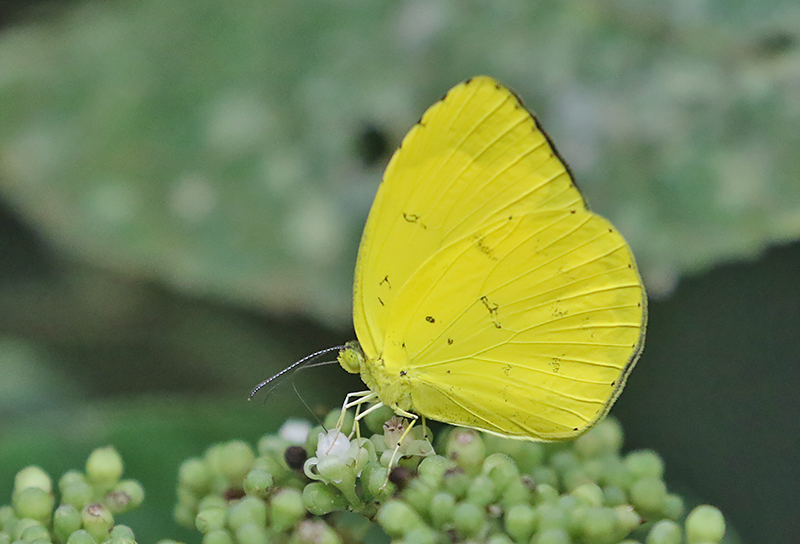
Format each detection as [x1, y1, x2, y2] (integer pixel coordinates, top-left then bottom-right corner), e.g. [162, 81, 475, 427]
[600, 457, 633, 489]
[580, 506, 617, 544]
[416, 456, 453, 488]
[571, 482, 604, 507]
[292, 520, 342, 544]
[532, 527, 570, 544]
[534, 483, 559, 505]
[453, 501, 485, 538]
[155, 540, 186, 544]
[376, 500, 425, 538]
[574, 426, 608, 459]
[466, 474, 496, 506]
[105, 537, 136, 544]
[487, 534, 514, 544]
[227, 497, 267, 532]
[301, 483, 347, 516]
[14, 467, 52, 495]
[429, 492, 455, 529]
[363, 464, 391, 500]
[500, 477, 532, 507]
[202, 529, 233, 544]
[645, 520, 681, 544]
[445, 429, 485, 476]
[173, 501, 196, 529]
[441, 469, 471, 499]
[59, 472, 93, 512]
[614, 504, 642, 535]
[65, 530, 96, 544]
[663, 494, 684, 521]
[481, 453, 518, 492]
[0, 505, 17, 532]
[270, 488, 304, 532]
[514, 442, 545, 475]
[20, 523, 49, 542]
[401, 480, 435, 516]
[602, 485, 626, 507]
[195, 506, 226, 534]
[531, 466, 559, 489]
[536, 504, 567, 531]
[81, 504, 113, 543]
[178, 458, 212, 497]
[86, 447, 124, 491]
[629, 477, 667, 517]
[504, 503, 536, 542]
[53, 504, 82, 544]
[404, 526, 437, 544]
[363, 405, 395, 434]
[323, 410, 353, 438]
[0, 532, 10, 544]
[593, 418, 624, 454]
[625, 451, 664, 479]
[549, 450, 579, 476]
[235, 522, 269, 544]
[109, 525, 136, 541]
[256, 435, 290, 459]
[12, 518, 41, 540]
[198, 496, 226, 511]
[216, 441, 256, 486]
[685, 505, 725, 543]
[242, 469, 273, 501]
[106, 480, 144, 514]
[12, 486, 54, 524]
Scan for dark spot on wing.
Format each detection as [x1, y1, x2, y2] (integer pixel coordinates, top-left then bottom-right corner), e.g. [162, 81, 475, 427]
[480, 295, 502, 328]
[447, 338, 453, 345]
[425, 316, 435, 323]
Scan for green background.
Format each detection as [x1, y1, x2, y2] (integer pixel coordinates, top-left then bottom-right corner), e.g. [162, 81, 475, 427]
[0, 1, 798, 542]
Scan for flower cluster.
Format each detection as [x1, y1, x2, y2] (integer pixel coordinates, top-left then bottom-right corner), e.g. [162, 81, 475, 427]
[175, 409, 728, 544]
[0, 446, 144, 544]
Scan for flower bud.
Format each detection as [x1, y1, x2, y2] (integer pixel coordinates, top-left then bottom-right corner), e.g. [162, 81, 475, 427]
[301, 483, 347, 516]
[685, 505, 725, 543]
[227, 497, 267, 532]
[178, 458, 212, 497]
[195, 506, 226, 534]
[646, 520, 681, 544]
[235, 522, 269, 544]
[453, 501, 485, 538]
[445, 429, 485, 476]
[12, 486, 54, 523]
[376, 500, 425, 538]
[270, 488, 304, 532]
[243, 469, 273, 499]
[86, 447, 124, 492]
[81, 503, 113, 542]
[106, 480, 144, 514]
[65, 529, 96, 544]
[53, 504, 82, 543]
[14, 467, 52, 495]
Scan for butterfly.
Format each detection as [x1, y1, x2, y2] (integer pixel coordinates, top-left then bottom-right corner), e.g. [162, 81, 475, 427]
[336, 76, 646, 443]
[252, 76, 646, 447]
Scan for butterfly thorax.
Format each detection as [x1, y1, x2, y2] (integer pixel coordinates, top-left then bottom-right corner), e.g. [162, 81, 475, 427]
[338, 341, 414, 414]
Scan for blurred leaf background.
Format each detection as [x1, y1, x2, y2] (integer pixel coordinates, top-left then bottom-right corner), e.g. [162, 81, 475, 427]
[0, 0, 798, 542]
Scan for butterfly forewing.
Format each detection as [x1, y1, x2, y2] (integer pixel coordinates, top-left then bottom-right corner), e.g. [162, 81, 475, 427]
[352, 76, 646, 440]
[353, 76, 583, 358]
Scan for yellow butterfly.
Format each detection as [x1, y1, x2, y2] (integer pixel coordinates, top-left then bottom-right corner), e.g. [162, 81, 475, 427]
[336, 76, 647, 442]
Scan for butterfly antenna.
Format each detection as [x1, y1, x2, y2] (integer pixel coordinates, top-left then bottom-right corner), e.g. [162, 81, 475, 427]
[289, 358, 340, 430]
[249, 345, 347, 399]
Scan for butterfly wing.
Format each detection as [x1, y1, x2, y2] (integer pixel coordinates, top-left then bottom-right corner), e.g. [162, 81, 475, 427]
[354, 76, 583, 359]
[353, 76, 646, 439]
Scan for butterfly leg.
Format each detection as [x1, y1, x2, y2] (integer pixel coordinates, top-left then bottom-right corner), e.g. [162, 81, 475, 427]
[336, 390, 379, 439]
[380, 409, 421, 489]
